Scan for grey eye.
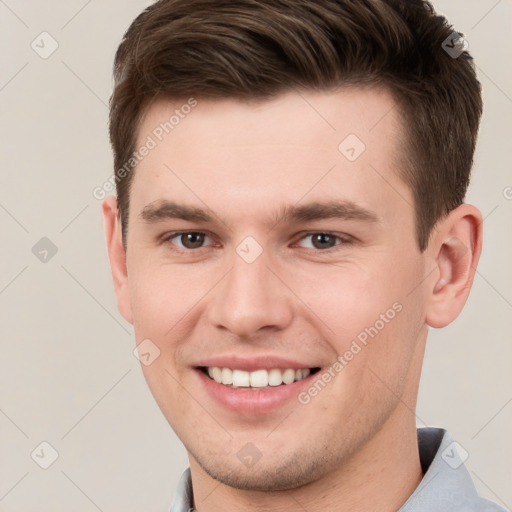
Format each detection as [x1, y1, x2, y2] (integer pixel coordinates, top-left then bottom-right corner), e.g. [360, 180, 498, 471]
[298, 233, 340, 250]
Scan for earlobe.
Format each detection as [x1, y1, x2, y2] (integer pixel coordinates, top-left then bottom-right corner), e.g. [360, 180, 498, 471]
[425, 205, 483, 328]
[102, 196, 133, 324]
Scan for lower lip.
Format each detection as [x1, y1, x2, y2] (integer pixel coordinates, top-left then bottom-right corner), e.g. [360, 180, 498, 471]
[195, 369, 316, 414]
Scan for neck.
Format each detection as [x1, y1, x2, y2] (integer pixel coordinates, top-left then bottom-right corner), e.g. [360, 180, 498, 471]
[188, 413, 423, 512]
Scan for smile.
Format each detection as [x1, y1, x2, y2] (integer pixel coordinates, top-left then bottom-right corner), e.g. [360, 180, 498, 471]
[202, 366, 320, 389]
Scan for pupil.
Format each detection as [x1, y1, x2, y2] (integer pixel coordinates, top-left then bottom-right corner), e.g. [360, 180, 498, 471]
[313, 233, 335, 249]
[182, 232, 204, 249]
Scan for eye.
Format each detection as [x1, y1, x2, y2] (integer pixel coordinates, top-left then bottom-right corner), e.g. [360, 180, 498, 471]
[163, 231, 351, 252]
[296, 232, 350, 250]
[165, 231, 214, 250]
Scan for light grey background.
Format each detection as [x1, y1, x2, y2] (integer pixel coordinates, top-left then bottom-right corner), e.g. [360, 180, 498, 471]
[0, 0, 511, 510]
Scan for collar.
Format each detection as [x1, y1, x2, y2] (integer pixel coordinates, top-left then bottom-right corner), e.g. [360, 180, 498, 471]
[170, 428, 506, 512]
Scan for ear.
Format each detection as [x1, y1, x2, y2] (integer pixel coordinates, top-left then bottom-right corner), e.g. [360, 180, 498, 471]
[425, 204, 483, 328]
[102, 196, 133, 324]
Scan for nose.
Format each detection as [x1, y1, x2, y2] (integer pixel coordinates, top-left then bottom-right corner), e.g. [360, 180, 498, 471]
[207, 247, 294, 339]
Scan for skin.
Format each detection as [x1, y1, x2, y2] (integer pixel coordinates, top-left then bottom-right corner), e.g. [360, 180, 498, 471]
[103, 89, 482, 512]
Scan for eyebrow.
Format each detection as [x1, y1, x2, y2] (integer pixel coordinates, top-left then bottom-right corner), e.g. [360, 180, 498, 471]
[139, 199, 380, 226]
[140, 201, 213, 223]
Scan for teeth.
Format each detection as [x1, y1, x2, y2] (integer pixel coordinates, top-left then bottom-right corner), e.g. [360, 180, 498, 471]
[205, 367, 313, 388]
[250, 369, 268, 387]
[221, 367, 233, 385]
[212, 367, 222, 384]
[232, 369, 250, 387]
[282, 369, 295, 385]
[268, 368, 282, 386]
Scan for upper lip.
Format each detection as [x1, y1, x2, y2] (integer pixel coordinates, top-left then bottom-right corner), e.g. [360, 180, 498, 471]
[195, 355, 320, 372]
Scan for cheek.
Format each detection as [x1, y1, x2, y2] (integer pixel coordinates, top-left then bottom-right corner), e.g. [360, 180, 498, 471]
[286, 261, 400, 346]
[127, 262, 202, 408]
[129, 262, 198, 427]
[128, 259, 209, 339]
[289, 255, 425, 373]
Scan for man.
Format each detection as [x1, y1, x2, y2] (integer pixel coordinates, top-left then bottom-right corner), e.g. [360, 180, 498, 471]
[102, 1, 506, 510]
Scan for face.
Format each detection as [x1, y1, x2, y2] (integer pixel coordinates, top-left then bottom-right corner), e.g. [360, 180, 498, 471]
[117, 89, 431, 490]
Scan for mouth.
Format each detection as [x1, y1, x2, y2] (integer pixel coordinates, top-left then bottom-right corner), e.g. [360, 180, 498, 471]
[199, 366, 321, 389]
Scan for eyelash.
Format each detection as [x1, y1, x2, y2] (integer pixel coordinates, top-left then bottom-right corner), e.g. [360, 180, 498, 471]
[162, 231, 353, 253]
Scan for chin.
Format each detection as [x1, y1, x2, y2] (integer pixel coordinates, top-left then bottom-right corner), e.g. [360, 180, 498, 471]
[189, 443, 337, 492]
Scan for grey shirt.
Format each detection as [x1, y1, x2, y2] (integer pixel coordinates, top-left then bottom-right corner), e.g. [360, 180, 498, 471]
[170, 427, 507, 511]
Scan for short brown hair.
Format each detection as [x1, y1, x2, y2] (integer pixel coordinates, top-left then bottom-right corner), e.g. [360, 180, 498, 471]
[109, 0, 482, 251]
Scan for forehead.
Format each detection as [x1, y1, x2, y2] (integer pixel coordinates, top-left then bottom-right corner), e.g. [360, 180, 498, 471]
[130, 89, 410, 228]
[136, 87, 401, 152]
